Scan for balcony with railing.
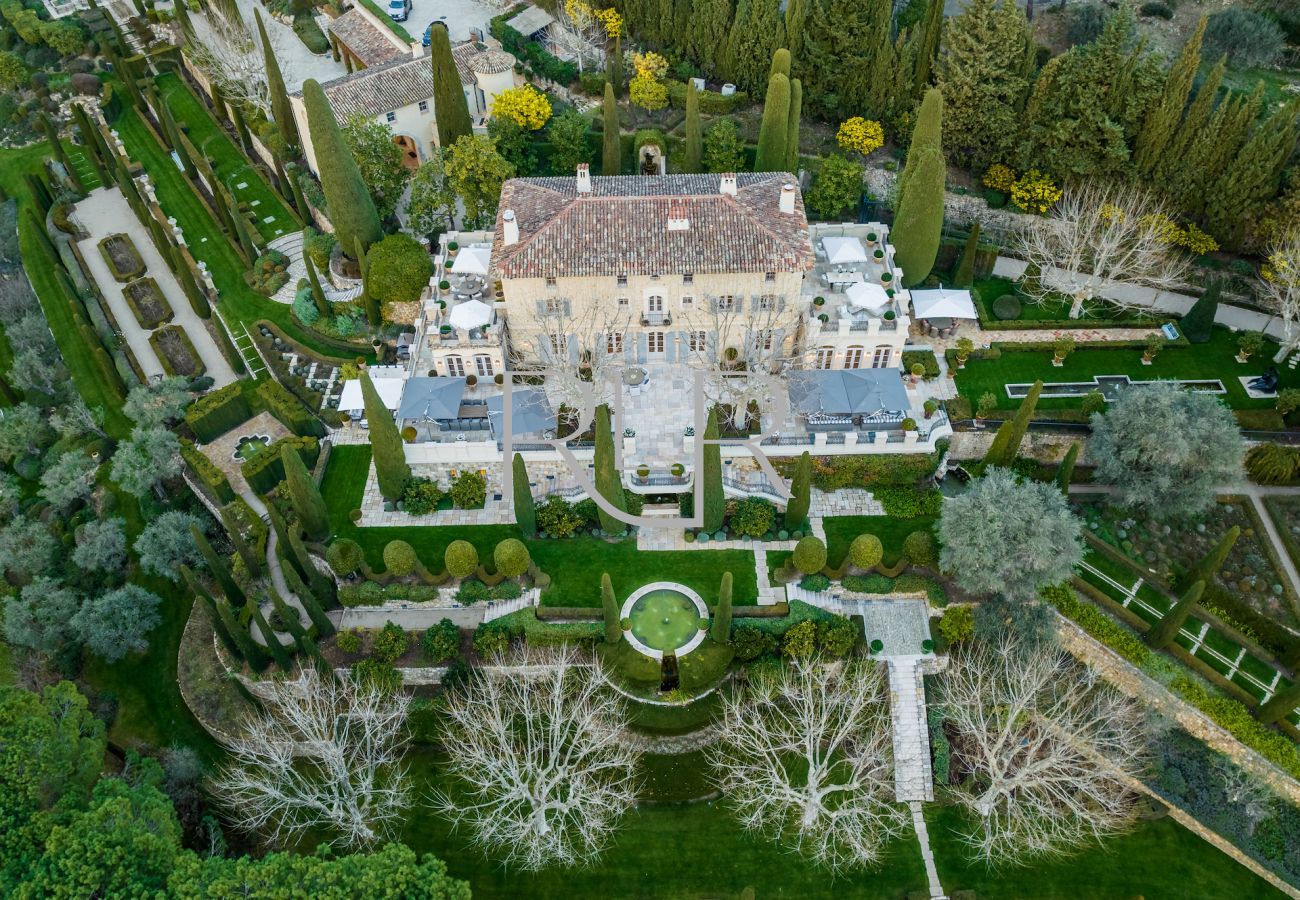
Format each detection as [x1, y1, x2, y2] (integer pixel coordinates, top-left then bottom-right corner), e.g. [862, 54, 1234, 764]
[626, 467, 693, 493]
[640, 311, 672, 327]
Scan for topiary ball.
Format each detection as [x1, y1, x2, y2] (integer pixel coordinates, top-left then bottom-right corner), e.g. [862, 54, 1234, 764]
[325, 538, 364, 576]
[991, 294, 1021, 320]
[792, 535, 828, 575]
[849, 533, 884, 570]
[382, 540, 418, 577]
[445, 539, 479, 578]
[494, 538, 531, 577]
[903, 530, 937, 567]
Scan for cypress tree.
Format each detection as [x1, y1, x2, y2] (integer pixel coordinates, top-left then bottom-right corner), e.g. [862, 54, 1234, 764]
[783, 0, 806, 62]
[216, 597, 268, 668]
[785, 450, 811, 528]
[593, 404, 629, 533]
[302, 78, 382, 257]
[303, 251, 330, 319]
[754, 71, 791, 171]
[712, 571, 733, 643]
[1135, 16, 1205, 176]
[429, 23, 473, 147]
[297, 585, 336, 636]
[358, 238, 380, 325]
[1259, 676, 1300, 725]
[512, 453, 536, 536]
[182, 564, 240, 656]
[219, 503, 262, 576]
[282, 443, 330, 540]
[1205, 99, 1300, 250]
[173, 0, 193, 41]
[256, 9, 300, 152]
[229, 102, 253, 154]
[250, 601, 294, 670]
[25, 173, 51, 215]
[702, 407, 725, 532]
[684, 79, 703, 173]
[953, 221, 980, 287]
[171, 245, 210, 319]
[1153, 56, 1224, 203]
[602, 82, 621, 176]
[770, 47, 791, 78]
[1146, 580, 1205, 651]
[210, 83, 229, 124]
[221, 182, 257, 263]
[287, 161, 310, 220]
[892, 88, 945, 286]
[296, 632, 334, 675]
[1179, 526, 1239, 593]
[601, 573, 621, 644]
[361, 371, 411, 499]
[193, 523, 245, 605]
[71, 104, 109, 185]
[981, 379, 1041, 469]
[270, 590, 308, 641]
[39, 114, 83, 193]
[1055, 441, 1080, 497]
[1180, 280, 1219, 344]
[608, 36, 624, 99]
[912, 0, 944, 97]
[784, 78, 802, 173]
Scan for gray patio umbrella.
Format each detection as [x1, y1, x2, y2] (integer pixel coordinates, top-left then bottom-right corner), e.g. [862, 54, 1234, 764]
[397, 377, 468, 422]
[487, 388, 556, 438]
[787, 369, 909, 416]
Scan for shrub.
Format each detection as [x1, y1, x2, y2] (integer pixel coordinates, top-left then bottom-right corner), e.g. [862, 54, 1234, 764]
[1139, 1, 1172, 18]
[180, 439, 234, 504]
[493, 538, 531, 577]
[336, 628, 363, 653]
[1041, 584, 1149, 666]
[421, 618, 459, 662]
[367, 233, 434, 304]
[1204, 7, 1284, 69]
[899, 530, 935, 567]
[184, 382, 252, 442]
[1009, 170, 1062, 214]
[901, 350, 940, 381]
[257, 379, 323, 437]
[990, 294, 1021, 320]
[382, 540, 418, 577]
[457, 579, 492, 602]
[371, 621, 410, 663]
[733, 624, 778, 661]
[843, 574, 895, 594]
[817, 615, 857, 657]
[353, 658, 401, 693]
[450, 470, 487, 509]
[1067, 2, 1107, 45]
[730, 496, 775, 538]
[781, 619, 817, 658]
[938, 606, 974, 644]
[791, 536, 827, 575]
[472, 620, 512, 656]
[401, 476, 445, 515]
[326, 538, 364, 576]
[1246, 443, 1300, 485]
[799, 574, 831, 592]
[536, 494, 584, 537]
[982, 163, 1015, 192]
[849, 534, 884, 570]
[245, 250, 291, 296]
[875, 487, 942, 518]
[241, 436, 318, 494]
[445, 539, 478, 578]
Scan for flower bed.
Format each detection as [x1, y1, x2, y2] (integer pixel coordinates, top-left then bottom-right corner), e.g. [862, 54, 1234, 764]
[97, 233, 145, 282]
[244, 249, 291, 297]
[123, 276, 173, 329]
[148, 324, 206, 377]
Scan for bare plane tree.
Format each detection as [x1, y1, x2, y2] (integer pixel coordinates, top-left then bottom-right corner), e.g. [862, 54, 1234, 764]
[1014, 181, 1192, 319]
[429, 646, 641, 871]
[1259, 229, 1300, 362]
[709, 657, 908, 872]
[187, 2, 282, 117]
[212, 668, 412, 849]
[938, 637, 1147, 864]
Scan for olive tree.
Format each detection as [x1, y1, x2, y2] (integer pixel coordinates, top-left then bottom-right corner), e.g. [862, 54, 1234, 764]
[71, 585, 162, 662]
[123, 376, 192, 428]
[110, 427, 182, 496]
[38, 450, 98, 513]
[938, 468, 1083, 602]
[3, 576, 83, 657]
[135, 511, 207, 582]
[1089, 381, 1244, 520]
[72, 518, 128, 574]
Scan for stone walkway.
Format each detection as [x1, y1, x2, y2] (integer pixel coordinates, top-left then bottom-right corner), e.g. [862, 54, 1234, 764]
[889, 657, 934, 803]
[200, 411, 291, 497]
[267, 231, 363, 305]
[75, 187, 237, 386]
[909, 801, 946, 900]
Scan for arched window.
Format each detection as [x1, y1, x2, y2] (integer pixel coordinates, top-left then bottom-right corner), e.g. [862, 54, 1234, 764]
[871, 346, 892, 368]
[844, 346, 864, 369]
[475, 355, 494, 377]
[445, 355, 465, 377]
[814, 347, 835, 369]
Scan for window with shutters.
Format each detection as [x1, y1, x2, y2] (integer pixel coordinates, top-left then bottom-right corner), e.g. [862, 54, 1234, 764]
[753, 329, 774, 351]
[418, 100, 429, 113]
[545, 277, 557, 289]
[681, 295, 693, 308]
[618, 297, 629, 307]
[544, 298, 564, 314]
[756, 295, 778, 311]
[607, 332, 624, 354]
[549, 334, 566, 355]
[717, 295, 735, 311]
[689, 330, 707, 351]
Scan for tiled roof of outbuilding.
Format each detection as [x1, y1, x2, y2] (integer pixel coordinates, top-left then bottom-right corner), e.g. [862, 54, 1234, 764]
[326, 9, 406, 68]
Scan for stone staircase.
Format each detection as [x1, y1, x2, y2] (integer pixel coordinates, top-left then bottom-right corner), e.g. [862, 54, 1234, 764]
[267, 230, 366, 306]
[887, 657, 934, 803]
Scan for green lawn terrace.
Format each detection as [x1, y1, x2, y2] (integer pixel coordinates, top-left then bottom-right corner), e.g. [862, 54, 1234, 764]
[970, 275, 1170, 326]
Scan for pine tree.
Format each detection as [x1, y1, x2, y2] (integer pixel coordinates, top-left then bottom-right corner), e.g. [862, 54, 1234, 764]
[361, 371, 410, 500]
[912, 0, 944, 98]
[256, 8, 300, 152]
[784, 78, 802, 173]
[1055, 441, 1080, 496]
[712, 571, 732, 643]
[302, 78, 382, 257]
[892, 88, 945, 286]
[282, 444, 330, 540]
[512, 453, 536, 536]
[1146, 580, 1205, 651]
[1259, 677, 1300, 725]
[593, 404, 629, 534]
[785, 450, 811, 528]
[1134, 16, 1205, 176]
[302, 251, 330, 319]
[357, 236, 380, 325]
[602, 82, 621, 176]
[1180, 280, 1219, 344]
[250, 601, 294, 671]
[1205, 99, 1300, 250]
[429, 23, 473, 147]
[1179, 526, 1239, 593]
[981, 379, 1041, 469]
[754, 71, 791, 171]
[953, 221, 980, 287]
[1153, 56, 1224, 204]
[684, 79, 703, 173]
[219, 503, 262, 577]
[193, 523, 246, 606]
[601, 572, 621, 644]
[702, 407, 725, 532]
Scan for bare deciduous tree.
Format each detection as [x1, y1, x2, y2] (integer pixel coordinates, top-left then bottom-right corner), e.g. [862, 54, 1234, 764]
[188, 3, 283, 116]
[551, 0, 609, 75]
[1014, 181, 1191, 318]
[212, 668, 412, 849]
[938, 637, 1147, 864]
[710, 657, 908, 872]
[430, 646, 641, 871]
[1259, 229, 1300, 362]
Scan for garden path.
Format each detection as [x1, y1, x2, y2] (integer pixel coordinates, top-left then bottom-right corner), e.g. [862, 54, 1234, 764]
[909, 802, 946, 900]
[266, 231, 364, 305]
[75, 187, 238, 385]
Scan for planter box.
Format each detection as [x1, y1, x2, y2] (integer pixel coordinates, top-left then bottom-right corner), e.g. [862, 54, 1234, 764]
[98, 233, 146, 282]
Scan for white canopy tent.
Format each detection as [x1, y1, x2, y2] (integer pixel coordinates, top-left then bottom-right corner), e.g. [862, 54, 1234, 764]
[845, 281, 891, 314]
[822, 236, 868, 265]
[339, 369, 406, 417]
[911, 287, 978, 320]
[447, 298, 493, 330]
[449, 246, 491, 275]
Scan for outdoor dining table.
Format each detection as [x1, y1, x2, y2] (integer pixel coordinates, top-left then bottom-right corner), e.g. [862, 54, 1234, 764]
[827, 270, 865, 285]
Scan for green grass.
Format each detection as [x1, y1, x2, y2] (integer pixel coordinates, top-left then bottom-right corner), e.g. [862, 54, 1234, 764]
[320, 446, 760, 606]
[955, 328, 1296, 412]
[154, 73, 298, 243]
[821, 514, 937, 568]
[972, 276, 1160, 325]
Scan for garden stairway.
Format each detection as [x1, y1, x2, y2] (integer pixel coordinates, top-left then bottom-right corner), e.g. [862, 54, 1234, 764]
[267, 230, 366, 305]
[888, 656, 935, 803]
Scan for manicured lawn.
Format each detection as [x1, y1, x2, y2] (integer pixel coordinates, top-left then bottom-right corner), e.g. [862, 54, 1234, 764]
[954, 328, 1296, 412]
[154, 73, 298, 243]
[821, 515, 937, 567]
[972, 276, 1161, 325]
[321, 445, 760, 606]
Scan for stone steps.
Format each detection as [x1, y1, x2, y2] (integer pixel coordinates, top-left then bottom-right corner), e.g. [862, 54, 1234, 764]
[888, 658, 934, 803]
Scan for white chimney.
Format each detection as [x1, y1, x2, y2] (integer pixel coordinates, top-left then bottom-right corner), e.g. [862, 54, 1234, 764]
[719, 173, 737, 196]
[502, 209, 518, 246]
[779, 182, 796, 214]
[666, 202, 690, 232]
[576, 163, 591, 194]
[410, 41, 423, 60]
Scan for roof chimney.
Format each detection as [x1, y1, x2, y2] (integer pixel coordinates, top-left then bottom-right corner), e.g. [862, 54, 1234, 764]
[779, 182, 796, 214]
[575, 163, 591, 194]
[719, 173, 737, 196]
[502, 209, 518, 246]
[666, 201, 690, 232]
[410, 41, 423, 60]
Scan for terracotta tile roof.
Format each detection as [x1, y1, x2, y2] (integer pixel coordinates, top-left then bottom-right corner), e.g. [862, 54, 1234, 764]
[316, 56, 433, 118]
[327, 9, 406, 68]
[492, 174, 814, 279]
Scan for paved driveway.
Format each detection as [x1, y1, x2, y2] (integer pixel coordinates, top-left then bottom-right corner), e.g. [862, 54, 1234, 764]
[191, 0, 346, 92]
[407, 0, 499, 45]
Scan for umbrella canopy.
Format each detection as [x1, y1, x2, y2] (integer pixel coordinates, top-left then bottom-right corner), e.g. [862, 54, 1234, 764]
[450, 246, 491, 275]
[447, 298, 493, 330]
[396, 377, 467, 421]
[822, 236, 868, 264]
[845, 281, 891, 313]
[487, 388, 556, 437]
[339, 372, 405, 415]
[788, 369, 909, 417]
[911, 287, 978, 319]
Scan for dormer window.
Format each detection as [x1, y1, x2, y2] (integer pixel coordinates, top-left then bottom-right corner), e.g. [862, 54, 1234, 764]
[385, 111, 396, 123]
[545, 277, 557, 288]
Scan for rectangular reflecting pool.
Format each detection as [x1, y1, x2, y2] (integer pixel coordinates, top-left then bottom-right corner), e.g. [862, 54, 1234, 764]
[1005, 375, 1226, 400]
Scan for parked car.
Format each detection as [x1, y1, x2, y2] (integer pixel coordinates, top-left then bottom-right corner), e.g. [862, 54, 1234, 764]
[388, 0, 411, 22]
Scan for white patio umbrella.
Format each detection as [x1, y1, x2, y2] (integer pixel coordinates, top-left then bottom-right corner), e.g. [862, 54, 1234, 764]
[911, 287, 978, 319]
[448, 298, 493, 330]
[450, 246, 491, 275]
[822, 236, 868, 264]
[845, 281, 891, 314]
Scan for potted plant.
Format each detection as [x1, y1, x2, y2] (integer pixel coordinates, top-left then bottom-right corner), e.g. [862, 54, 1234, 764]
[869, 638, 884, 654]
[866, 231, 878, 244]
[447, 241, 458, 253]
[671, 462, 685, 477]
[818, 313, 829, 323]
[636, 464, 650, 478]
[885, 288, 895, 298]
[1052, 336, 1075, 367]
[440, 324, 452, 334]
[954, 336, 974, 370]
[880, 271, 892, 284]
[683, 426, 695, 453]
[976, 391, 997, 422]
[438, 299, 446, 309]
[873, 248, 884, 260]
[401, 425, 417, 442]
[923, 399, 938, 419]
[1142, 332, 1165, 365]
[884, 310, 896, 320]
[813, 296, 825, 307]
[910, 362, 925, 384]
[438, 279, 450, 291]
[494, 373, 504, 385]
[921, 638, 934, 653]
[1237, 331, 1264, 363]
[900, 417, 917, 431]
[623, 428, 636, 455]
[466, 374, 478, 387]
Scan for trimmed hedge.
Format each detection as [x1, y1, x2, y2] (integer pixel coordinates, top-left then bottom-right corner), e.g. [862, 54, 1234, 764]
[242, 435, 319, 494]
[180, 438, 235, 503]
[256, 378, 324, 437]
[185, 381, 253, 442]
[900, 349, 939, 380]
[666, 80, 749, 114]
[339, 581, 442, 607]
[1042, 584, 1150, 666]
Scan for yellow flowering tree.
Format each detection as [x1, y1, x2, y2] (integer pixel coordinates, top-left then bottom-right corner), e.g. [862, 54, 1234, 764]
[558, 0, 622, 72]
[982, 164, 1015, 192]
[629, 51, 668, 114]
[491, 84, 552, 130]
[1176, 223, 1219, 256]
[835, 118, 884, 157]
[1009, 170, 1062, 214]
